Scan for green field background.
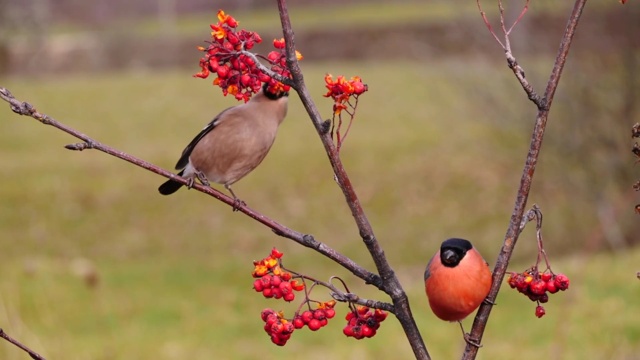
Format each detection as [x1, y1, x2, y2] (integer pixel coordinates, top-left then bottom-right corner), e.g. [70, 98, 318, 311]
[1, 1, 639, 359]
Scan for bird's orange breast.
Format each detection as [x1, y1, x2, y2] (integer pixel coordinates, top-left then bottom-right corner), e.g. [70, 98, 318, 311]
[425, 249, 492, 322]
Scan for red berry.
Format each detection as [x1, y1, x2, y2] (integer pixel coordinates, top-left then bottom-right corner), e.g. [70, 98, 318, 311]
[240, 74, 252, 87]
[307, 319, 321, 331]
[281, 272, 292, 281]
[546, 279, 559, 294]
[253, 279, 264, 292]
[319, 318, 328, 327]
[216, 65, 229, 79]
[352, 81, 367, 95]
[282, 322, 294, 334]
[361, 325, 376, 338]
[343, 325, 354, 337]
[539, 293, 549, 303]
[270, 333, 287, 346]
[271, 322, 284, 334]
[345, 311, 356, 321]
[262, 288, 273, 298]
[301, 311, 314, 324]
[272, 288, 283, 299]
[352, 326, 364, 340]
[325, 308, 336, 319]
[270, 275, 282, 287]
[529, 279, 547, 296]
[357, 306, 369, 315]
[541, 272, 553, 282]
[313, 309, 326, 320]
[270, 247, 283, 259]
[283, 292, 295, 302]
[554, 273, 570, 291]
[373, 309, 388, 322]
[261, 309, 276, 322]
[535, 305, 546, 318]
[265, 314, 278, 326]
[292, 317, 305, 329]
[279, 281, 292, 295]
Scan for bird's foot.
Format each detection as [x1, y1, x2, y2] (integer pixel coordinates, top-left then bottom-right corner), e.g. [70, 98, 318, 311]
[483, 297, 496, 306]
[186, 177, 195, 190]
[195, 171, 210, 187]
[464, 333, 483, 348]
[231, 197, 246, 212]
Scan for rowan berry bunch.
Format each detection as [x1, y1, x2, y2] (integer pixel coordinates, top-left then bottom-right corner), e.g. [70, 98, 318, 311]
[343, 305, 388, 339]
[507, 270, 570, 317]
[292, 301, 337, 332]
[508, 205, 570, 318]
[193, 10, 303, 102]
[252, 247, 305, 302]
[323, 74, 369, 152]
[251, 248, 388, 346]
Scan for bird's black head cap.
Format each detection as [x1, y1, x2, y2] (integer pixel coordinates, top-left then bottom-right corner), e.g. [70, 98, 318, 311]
[262, 82, 289, 100]
[439, 238, 473, 268]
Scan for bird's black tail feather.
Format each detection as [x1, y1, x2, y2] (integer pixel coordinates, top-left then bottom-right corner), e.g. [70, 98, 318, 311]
[158, 170, 185, 195]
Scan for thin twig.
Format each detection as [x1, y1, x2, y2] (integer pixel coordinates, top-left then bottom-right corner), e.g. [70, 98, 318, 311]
[0, 328, 46, 360]
[275, 1, 429, 358]
[477, 0, 542, 107]
[0, 87, 382, 290]
[463, 1, 588, 359]
[282, 268, 395, 313]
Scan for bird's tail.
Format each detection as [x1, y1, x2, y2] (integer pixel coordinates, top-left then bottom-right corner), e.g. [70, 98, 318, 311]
[158, 170, 185, 195]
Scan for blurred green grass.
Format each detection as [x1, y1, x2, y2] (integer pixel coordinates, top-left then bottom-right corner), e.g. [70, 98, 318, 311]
[1, 60, 639, 359]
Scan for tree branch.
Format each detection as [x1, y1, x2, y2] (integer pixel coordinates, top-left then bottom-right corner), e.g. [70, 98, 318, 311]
[0, 86, 383, 290]
[0, 328, 46, 360]
[275, 1, 429, 358]
[463, 1, 587, 359]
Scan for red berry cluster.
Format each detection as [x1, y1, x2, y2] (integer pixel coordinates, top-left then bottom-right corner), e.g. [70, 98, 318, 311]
[194, 10, 302, 102]
[252, 248, 304, 302]
[342, 306, 388, 339]
[261, 309, 295, 346]
[292, 301, 337, 332]
[507, 270, 570, 317]
[323, 74, 368, 114]
[260, 301, 336, 346]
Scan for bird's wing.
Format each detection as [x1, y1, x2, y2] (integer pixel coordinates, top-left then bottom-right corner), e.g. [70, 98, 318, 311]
[174, 107, 233, 170]
[424, 256, 435, 281]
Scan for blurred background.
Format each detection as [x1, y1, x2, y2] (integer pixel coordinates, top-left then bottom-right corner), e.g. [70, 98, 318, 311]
[0, 0, 639, 359]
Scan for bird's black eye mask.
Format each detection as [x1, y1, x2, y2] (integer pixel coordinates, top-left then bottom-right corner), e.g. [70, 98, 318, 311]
[262, 83, 289, 100]
[439, 238, 472, 268]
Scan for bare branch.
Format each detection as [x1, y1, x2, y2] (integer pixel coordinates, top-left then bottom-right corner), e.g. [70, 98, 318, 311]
[0, 328, 46, 360]
[0, 86, 382, 290]
[275, 1, 429, 358]
[477, 0, 543, 107]
[463, 1, 588, 359]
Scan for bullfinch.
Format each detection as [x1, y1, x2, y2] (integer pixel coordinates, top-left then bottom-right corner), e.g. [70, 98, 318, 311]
[424, 238, 492, 345]
[158, 83, 289, 204]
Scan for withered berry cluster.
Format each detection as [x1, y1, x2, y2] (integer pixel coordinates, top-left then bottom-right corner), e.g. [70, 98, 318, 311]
[507, 270, 570, 318]
[194, 10, 302, 101]
[343, 306, 388, 339]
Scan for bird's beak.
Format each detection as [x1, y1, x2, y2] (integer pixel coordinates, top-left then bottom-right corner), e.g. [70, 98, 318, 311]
[442, 249, 457, 265]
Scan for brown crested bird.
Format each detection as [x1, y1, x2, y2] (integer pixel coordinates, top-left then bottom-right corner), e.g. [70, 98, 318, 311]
[158, 83, 288, 206]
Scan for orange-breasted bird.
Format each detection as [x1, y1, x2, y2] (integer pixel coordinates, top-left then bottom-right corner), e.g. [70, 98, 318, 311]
[424, 238, 492, 345]
[158, 83, 288, 205]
